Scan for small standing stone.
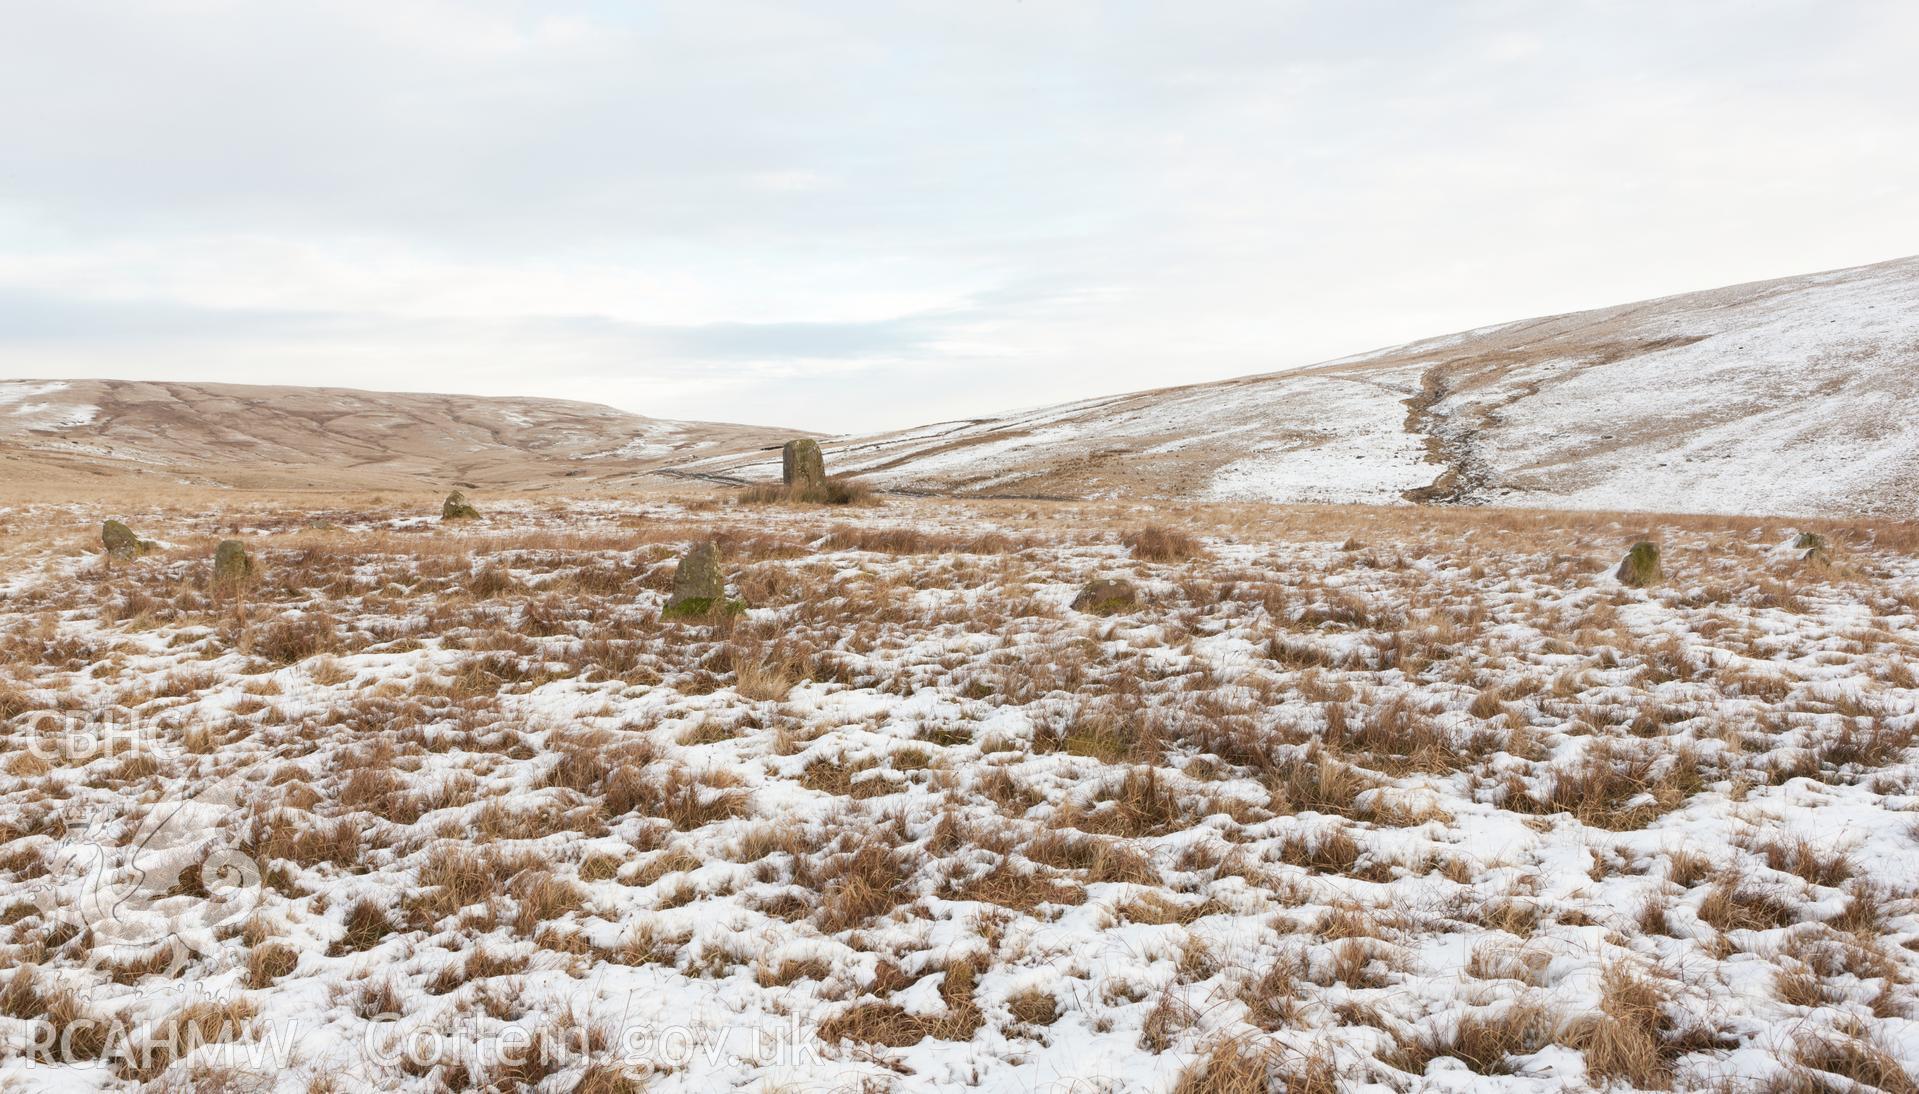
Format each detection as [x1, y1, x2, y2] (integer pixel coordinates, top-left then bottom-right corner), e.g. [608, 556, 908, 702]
[1072, 577, 1139, 615]
[663, 540, 728, 618]
[102, 520, 149, 560]
[1792, 532, 1830, 565]
[442, 491, 481, 520]
[1614, 542, 1662, 588]
[782, 439, 826, 488]
[213, 539, 253, 588]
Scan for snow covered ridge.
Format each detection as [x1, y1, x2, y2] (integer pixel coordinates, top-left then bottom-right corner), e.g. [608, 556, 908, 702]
[677, 254, 1919, 517]
[0, 380, 99, 433]
[0, 380, 70, 408]
[0, 380, 811, 492]
[2, 498, 1918, 1091]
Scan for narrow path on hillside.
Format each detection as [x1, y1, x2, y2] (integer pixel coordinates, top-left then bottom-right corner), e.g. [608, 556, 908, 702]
[1399, 363, 1496, 504]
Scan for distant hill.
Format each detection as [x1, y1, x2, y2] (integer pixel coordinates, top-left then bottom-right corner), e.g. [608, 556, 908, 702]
[676, 255, 1919, 517]
[0, 379, 805, 495]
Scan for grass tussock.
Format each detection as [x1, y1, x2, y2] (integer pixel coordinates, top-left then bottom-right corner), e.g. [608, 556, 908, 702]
[1173, 1037, 1336, 1094]
[816, 958, 984, 1046]
[738, 476, 873, 506]
[1763, 1029, 1919, 1094]
[1125, 525, 1204, 561]
[1387, 1003, 1556, 1076]
[1565, 961, 1677, 1089]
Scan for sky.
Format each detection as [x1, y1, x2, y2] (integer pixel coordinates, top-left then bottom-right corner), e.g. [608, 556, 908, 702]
[1, 1, 1915, 433]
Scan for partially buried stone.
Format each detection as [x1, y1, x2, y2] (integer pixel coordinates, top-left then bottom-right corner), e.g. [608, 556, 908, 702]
[442, 491, 481, 520]
[102, 520, 149, 560]
[1072, 577, 1138, 615]
[1793, 532, 1830, 567]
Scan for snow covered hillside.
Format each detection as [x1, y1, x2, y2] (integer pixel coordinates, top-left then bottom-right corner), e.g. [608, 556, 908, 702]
[7, 257, 1913, 516]
[677, 255, 1919, 518]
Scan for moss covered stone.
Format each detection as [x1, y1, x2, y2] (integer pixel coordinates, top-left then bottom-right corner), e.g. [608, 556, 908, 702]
[442, 491, 481, 520]
[664, 540, 734, 619]
[782, 439, 825, 488]
[213, 539, 253, 588]
[1614, 542, 1662, 588]
[101, 520, 151, 560]
[660, 595, 746, 620]
[1071, 577, 1139, 615]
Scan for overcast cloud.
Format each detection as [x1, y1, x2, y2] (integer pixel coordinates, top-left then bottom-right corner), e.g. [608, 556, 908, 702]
[2, 1, 1914, 431]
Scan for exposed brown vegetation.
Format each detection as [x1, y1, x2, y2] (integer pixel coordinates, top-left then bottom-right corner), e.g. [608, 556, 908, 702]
[738, 476, 873, 506]
[1125, 525, 1204, 561]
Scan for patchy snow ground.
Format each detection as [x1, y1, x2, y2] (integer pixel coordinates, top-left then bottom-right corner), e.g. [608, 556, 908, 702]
[2, 497, 1918, 1092]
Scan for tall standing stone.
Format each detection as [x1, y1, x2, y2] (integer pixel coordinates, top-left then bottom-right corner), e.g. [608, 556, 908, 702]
[782, 439, 826, 488]
[213, 539, 253, 588]
[663, 540, 727, 618]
